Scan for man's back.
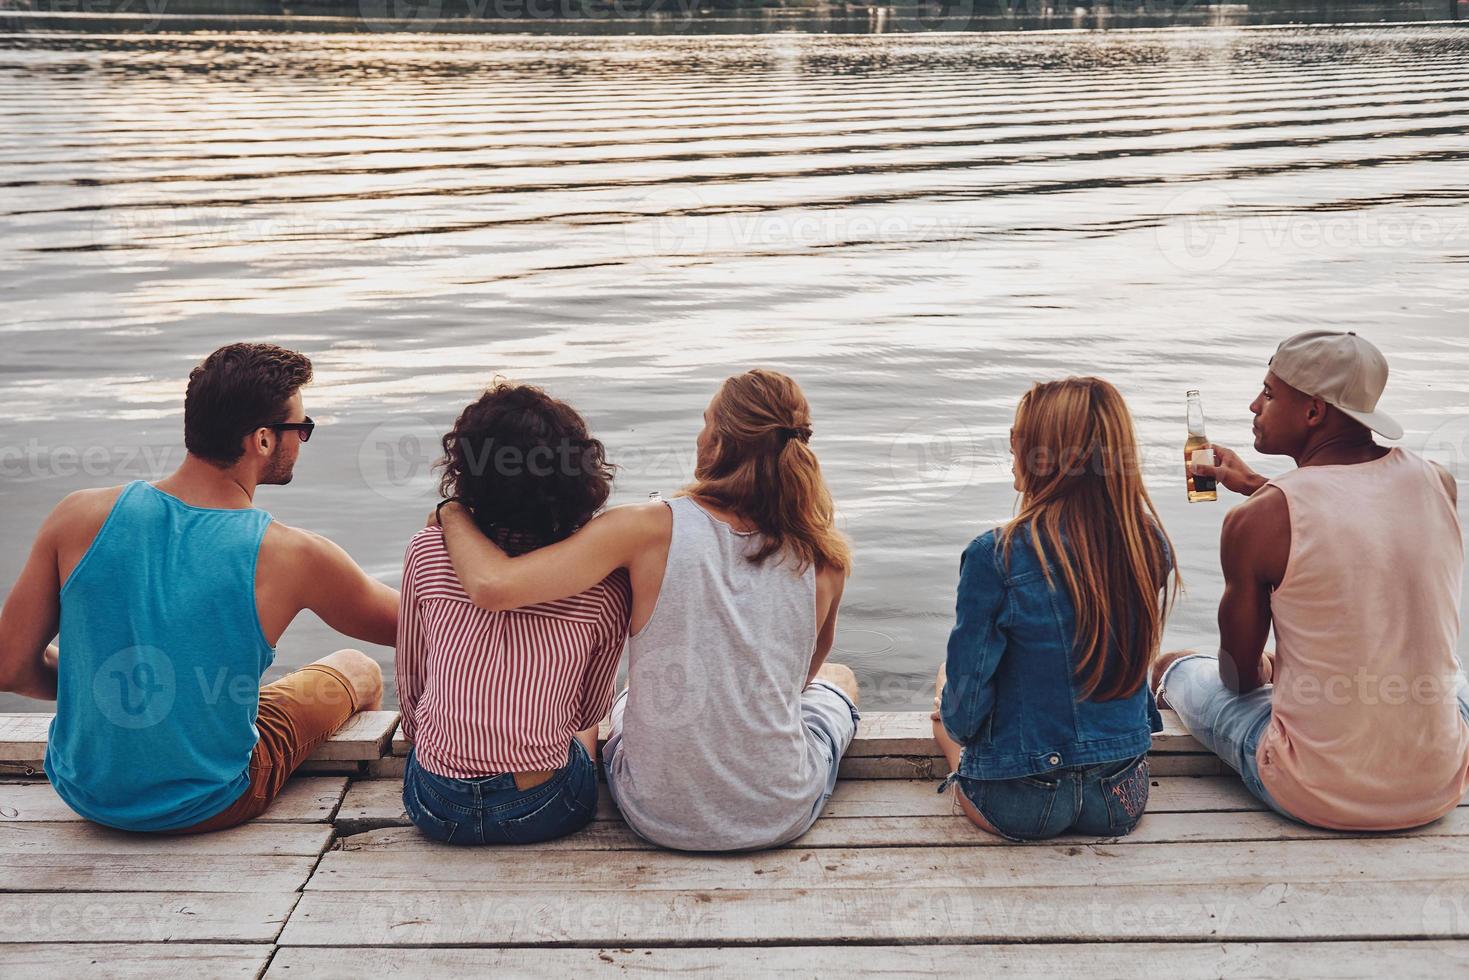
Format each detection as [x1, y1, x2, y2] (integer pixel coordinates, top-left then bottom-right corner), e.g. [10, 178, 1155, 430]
[1260, 447, 1469, 830]
[46, 481, 275, 831]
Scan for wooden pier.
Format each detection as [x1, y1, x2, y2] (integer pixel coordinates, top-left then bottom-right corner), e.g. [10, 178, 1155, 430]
[3, 710, 1467, 976]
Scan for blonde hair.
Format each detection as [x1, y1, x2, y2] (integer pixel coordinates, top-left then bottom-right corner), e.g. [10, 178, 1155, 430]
[678, 369, 851, 574]
[1003, 378, 1179, 700]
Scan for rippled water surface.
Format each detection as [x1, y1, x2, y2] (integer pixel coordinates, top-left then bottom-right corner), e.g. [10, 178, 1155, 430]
[2, 26, 1467, 710]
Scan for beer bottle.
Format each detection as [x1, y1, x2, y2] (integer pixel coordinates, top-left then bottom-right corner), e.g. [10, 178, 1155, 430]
[1185, 390, 1217, 503]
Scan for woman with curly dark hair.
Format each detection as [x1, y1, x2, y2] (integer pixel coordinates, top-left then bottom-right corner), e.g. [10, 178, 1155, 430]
[394, 380, 631, 846]
[433, 370, 860, 852]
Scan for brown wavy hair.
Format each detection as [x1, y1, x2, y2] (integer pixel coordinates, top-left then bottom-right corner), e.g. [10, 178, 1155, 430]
[1003, 377, 1179, 701]
[437, 380, 613, 547]
[679, 369, 850, 574]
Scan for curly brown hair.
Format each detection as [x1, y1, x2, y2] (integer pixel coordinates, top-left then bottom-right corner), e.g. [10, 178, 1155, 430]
[437, 380, 614, 546]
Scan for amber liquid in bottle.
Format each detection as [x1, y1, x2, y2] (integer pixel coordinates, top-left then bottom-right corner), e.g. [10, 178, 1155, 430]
[1186, 390, 1217, 503]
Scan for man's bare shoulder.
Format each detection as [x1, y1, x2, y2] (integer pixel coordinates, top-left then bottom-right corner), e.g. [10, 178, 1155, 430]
[260, 520, 336, 562]
[45, 485, 128, 541]
[1221, 485, 1290, 550]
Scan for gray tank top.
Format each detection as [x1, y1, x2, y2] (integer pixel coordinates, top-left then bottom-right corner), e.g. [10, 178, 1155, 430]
[607, 495, 824, 851]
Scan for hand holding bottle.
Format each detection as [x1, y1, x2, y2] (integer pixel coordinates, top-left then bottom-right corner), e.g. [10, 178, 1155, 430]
[1191, 443, 1268, 497]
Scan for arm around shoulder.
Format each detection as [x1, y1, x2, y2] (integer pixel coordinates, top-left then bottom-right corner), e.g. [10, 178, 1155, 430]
[439, 501, 657, 612]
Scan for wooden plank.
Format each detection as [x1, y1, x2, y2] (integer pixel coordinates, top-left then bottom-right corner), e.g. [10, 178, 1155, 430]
[0, 777, 347, 824]
[0, 854, 319, 893]
[265, 942, 1469, 979]
[7, 943, 269, 978]
[307, 837, 1469, 892]
[390, 709, 1201, 758]
[337, 806, 1469, 852]
[335, 775, 1287, 835]
[0, 892, 296, 943]
[280, 879, 1469, 946]
[0, 711, 398, 765]
[0, 822, 332, 856]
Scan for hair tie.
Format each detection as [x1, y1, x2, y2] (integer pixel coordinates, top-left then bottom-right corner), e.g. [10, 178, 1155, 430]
[780, 424, 813, 444]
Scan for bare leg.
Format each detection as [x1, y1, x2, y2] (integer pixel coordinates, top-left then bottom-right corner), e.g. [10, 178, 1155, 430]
[931, 664, 1004, 837]
[310, 648, 383, 712]
[816, 662, 859, 708]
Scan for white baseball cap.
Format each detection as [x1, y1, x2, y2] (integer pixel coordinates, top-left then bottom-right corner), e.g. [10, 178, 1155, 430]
[1268, 331, 1403, 441]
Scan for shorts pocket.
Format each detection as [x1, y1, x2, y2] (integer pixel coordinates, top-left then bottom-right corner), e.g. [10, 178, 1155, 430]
[961, 775, 1060, 842]
[402, 777, 464, 844]
[496, 780, 594, 845]
[1099, 756, 1150, 835]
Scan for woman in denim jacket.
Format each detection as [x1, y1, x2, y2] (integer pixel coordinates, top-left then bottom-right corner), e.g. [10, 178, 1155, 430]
[933, 378, 1179, 840]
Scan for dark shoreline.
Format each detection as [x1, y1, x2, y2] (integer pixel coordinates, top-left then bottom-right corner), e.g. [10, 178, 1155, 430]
[0, 0, 1463, 35]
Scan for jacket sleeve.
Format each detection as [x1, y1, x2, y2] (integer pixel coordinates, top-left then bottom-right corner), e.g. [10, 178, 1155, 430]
[940, 533, 1008, 745]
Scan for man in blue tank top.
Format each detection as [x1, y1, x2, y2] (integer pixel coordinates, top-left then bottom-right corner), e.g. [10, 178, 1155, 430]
[0, 343, 397, 833]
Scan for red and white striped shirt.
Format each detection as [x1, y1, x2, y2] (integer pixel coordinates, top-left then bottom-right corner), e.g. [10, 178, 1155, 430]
[395, 527, 631, 777]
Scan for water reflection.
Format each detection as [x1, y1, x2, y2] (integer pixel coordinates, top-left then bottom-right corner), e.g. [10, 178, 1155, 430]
[1, 26, 1467, 710]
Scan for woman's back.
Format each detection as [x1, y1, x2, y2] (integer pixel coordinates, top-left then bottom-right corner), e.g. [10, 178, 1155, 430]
[397, 527, 630, 778]
[606, 495, 833, 851]
[947, 524, 1164, 780]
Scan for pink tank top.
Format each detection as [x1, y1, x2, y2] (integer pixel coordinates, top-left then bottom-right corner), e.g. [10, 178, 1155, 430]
[1258, 448, 1469, 830]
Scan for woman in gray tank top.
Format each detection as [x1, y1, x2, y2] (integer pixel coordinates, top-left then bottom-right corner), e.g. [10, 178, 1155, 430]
[435, 369, 860, 851]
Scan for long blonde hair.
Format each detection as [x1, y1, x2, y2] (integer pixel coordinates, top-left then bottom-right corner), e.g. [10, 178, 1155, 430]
[1003, 378, 1179, 701]
[678, 369, 851, 574]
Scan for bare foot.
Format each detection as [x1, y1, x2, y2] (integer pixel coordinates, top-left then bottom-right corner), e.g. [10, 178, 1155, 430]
[816, 662, 859, 707]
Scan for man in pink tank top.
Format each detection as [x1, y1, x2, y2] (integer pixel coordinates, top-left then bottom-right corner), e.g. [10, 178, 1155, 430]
[1155, 331, 1468, 831]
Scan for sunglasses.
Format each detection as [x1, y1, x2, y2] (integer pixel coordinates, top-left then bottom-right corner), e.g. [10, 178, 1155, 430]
[267, 416, 315, 443]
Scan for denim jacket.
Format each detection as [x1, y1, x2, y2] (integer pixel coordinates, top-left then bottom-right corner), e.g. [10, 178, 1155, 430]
[941, 526, 1166, 781]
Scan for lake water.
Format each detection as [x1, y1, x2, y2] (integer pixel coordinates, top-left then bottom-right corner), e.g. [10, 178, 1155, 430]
[2, 24, 1467, 712]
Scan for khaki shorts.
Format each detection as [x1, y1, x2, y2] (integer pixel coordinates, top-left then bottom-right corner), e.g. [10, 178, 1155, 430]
[166, 663, 359, 834]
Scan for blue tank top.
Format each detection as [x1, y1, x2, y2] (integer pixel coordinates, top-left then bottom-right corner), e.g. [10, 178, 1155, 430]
[46, 481, 275, 831]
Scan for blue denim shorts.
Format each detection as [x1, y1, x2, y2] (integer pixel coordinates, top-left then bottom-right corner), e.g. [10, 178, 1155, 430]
[402, 739, 597, 846]
[950, 754, 1151, 841]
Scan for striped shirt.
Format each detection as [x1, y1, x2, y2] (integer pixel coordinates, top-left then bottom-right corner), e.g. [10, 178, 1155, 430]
[395, 526, 631, 777]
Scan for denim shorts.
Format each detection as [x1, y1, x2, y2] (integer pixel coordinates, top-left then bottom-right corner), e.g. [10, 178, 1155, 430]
[950, 754, 1151, 841]
[402, 739, 597, 846]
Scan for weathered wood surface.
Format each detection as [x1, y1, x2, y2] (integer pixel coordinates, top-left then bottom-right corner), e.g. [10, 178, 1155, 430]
[0, 892, 297, 943]
[337, 774, 1280, 835]
[6, 943, 270, 977]
[309, 837, 1464, 892]
[0, 711, 398, 766]
[0, 777, 347, 824]
[0, 821, 332, 856]
[332, 775, 1469, 850]
[0, 853, 320, 893]
[5, 709, 1468, 975]
[264, 942, 1469, 979]
[388, 709, 1204, 757]
[281, 879, 1469, 946]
